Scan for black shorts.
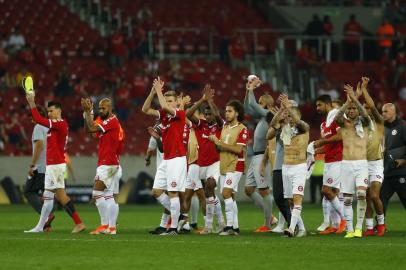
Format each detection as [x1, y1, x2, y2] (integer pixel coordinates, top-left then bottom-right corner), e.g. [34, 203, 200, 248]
[24, 170, 45, 194]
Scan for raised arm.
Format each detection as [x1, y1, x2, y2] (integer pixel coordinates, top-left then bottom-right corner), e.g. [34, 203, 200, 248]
[245, 77, 268, 118]
[186, 85, 213, 124]
[334, 97, 350, 127]
[361, 77, 384, 124]
[207, 98, 223, 127]
[26, 92, 52, 128]
[345, 84, 370, 126]
[154, 77, 176, 116]
[81, 98, 103, 133]
[141, 84, 159, 117]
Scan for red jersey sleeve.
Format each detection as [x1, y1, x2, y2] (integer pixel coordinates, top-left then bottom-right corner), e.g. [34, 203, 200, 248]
[31, 108, 51, 128]
[237, 128, 249, 146]
[98, 117, 119, 133]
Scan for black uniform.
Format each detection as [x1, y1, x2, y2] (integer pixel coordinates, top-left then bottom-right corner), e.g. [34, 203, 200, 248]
[381, 117, 406, 214]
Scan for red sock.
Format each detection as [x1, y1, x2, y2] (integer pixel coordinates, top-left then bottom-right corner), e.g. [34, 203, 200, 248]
[72, 212, 82, 225]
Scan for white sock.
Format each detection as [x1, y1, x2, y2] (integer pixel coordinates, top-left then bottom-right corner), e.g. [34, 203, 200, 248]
[377, 214, 385, 225]
[205, 197, 215, 228]
[224, 198, 234, 227]
[249, 191, 264, 212]
[190, 196, 199, 224]
[344, 197, 354, 232]
[322, 196, 331, 224]
[330, 196, 345, 219]
[263, 194, 273, 227]
[214, 197, 224, 224]
[93, 190, 108, 225]
[276, 212, 285, 228]
[365, 218, 374, 230]
[160, 213, 170, 228]
[104, 193, 118, 228]
[233, 200, 239, 229]
[289, 205, 302, 232]
[156, 193, 171, 211]
[355, 196, 367, 230]
[331, 207, 341, 228]
[35, 190, 54, 230]
[169, 197, 180, 229]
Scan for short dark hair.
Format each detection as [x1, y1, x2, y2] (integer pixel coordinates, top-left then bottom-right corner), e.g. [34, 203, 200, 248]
[316, 95, 332, 104]
[37, 106, 47, 117]
[226, 100, 245, 122]
[47, 101, 62, 110]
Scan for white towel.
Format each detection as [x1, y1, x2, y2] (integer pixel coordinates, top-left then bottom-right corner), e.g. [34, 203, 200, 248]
[343, 114, 365, 138]
[306, 141, 315, 180]
[326, 108, 339, 127]
[281, 124, 298, 145]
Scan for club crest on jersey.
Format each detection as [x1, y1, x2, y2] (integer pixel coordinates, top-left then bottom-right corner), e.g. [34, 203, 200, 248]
[364, 178, 368, 184]
[171, 181, 177, 188]
[327, 178, 333, 184]
[400, 178, 405, 184]
[226, 179, 232, 185]
[298, 186, 304, 192]
[392, 129, 397, 135]
[376, 175, 382, 179]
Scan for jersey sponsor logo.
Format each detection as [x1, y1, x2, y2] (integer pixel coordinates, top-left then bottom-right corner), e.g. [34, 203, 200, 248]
[298, 186, 304, 192]
[171, 181, 177, 188]
[392, 129, 397, 135]
[226, 179, 232, 185]
[376, 175, 382, 179]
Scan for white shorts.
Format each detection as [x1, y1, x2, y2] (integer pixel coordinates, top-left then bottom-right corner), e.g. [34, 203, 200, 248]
[368, 159, 384, 185]
[153, 156, 187, 192]
[282, 163, 307, 198]
[341, 160, 368, 194]
[185, 164, 203, 191]
[95, 165, 120, 192]
[199, 161, 220, 183]
[220, 171, 243, 193]
[245, 154, 271, 189]
[45, 164, 66, 190]
[112, 165, 122, 194]
[323, 161, 342, 189]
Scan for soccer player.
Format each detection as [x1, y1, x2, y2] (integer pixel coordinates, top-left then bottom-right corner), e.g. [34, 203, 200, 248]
[186, 85, 225, 234]
[334, 84, 370, 238]
[209, 100, 248, 236]
[24, 106, 54, 231]
[314, 95, 347, 234]
[142, 77, 187, 235]
[243, 76, 276, 232]
[269, 96, 309, 237]
[82, 98, 123, 235]
[24, 92, 85, 233]
[358, 77, 386, 236]
[146, 125, 172, 235]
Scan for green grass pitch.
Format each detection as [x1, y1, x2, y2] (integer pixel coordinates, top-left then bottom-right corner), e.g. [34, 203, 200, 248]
[0, 203, 405, 270]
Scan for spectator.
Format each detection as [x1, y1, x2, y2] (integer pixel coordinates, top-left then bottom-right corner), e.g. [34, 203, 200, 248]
[136, 3, 152, 26]
[19, 44, 35, 63]
[343, 14, 363, 61]
[229, 34, 247, 69]
[381, 103, 406, 213]
[54, 68, 73, 97]
[376, 18, 396, 59]
[323, 15, 334, 36]
[168, 60, 182, 90]
[6, 27, 26, 55]
[131, 72, 147, 105]
[216, 9, 233, 64]
[5, 111, 28, 148]
[304, 14, 325, 54]
[296, 43, 317, 70]
[114, 80, 130, 121]
[130, 23, 148, 59]
[317, 80, 340, 100]
[109, 29, 127, 68]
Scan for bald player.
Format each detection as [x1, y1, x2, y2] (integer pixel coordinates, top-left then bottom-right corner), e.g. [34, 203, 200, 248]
[243, 76, 277, 232]
[82, 98, 123, 235]
[334, 84, 370, 238]
[381, 103, 406, 216]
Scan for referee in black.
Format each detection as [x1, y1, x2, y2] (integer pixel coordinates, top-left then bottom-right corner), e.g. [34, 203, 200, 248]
[381, 103, 406, 214]
[24, 106, 54, 230]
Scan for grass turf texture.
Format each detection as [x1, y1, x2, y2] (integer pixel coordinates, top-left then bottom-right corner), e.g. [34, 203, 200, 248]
[0, 203, 405, 270]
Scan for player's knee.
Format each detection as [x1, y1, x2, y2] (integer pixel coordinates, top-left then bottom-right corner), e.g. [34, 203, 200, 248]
[258, 188, 270, 197]
[344, 196, 353, 206]
[356, 189, 366, 200]
[222, 188, 232, 199]
[321, 186, 333, 199]
[244, 186, 254, 196]
[152, 189, 163, 198]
